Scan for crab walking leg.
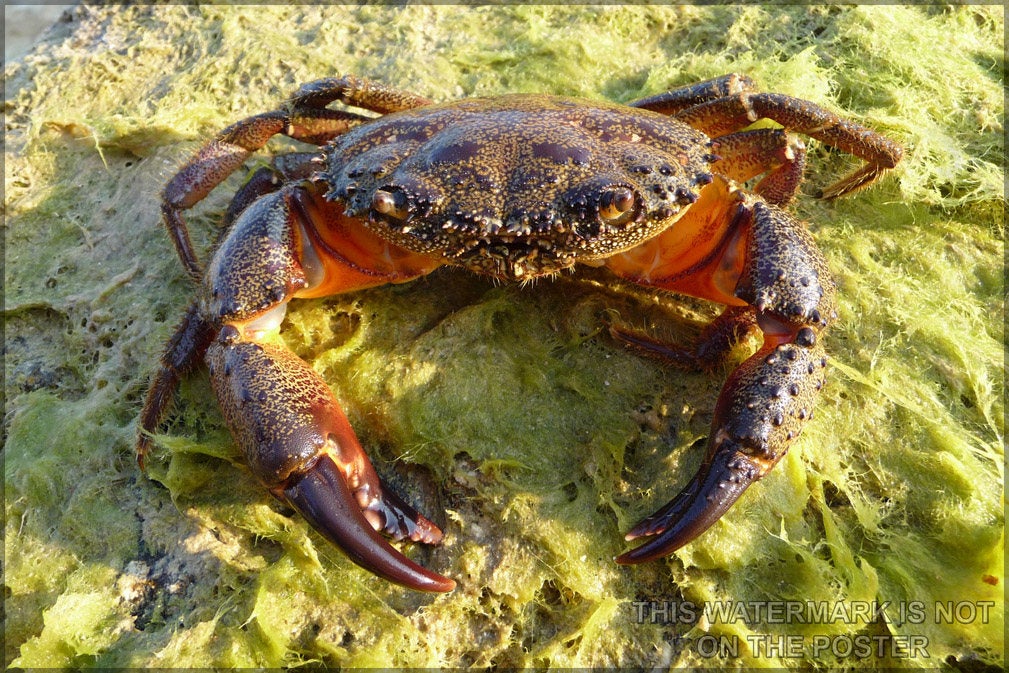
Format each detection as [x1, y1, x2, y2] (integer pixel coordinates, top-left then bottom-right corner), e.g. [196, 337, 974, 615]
[161, 75, 434, 281]
[289, 75, 434, 114]
[607, 176, 836, 562]
[632, 73, 902, 200]
[137, 303, 217, 468]
[676, 91, 902, 199]
[220, 153, 320, 231]
[707, 129, 808, 206]
[610, 305, 759, 371]
[629, 73, 758, 115]
[162, 109, 371, 280]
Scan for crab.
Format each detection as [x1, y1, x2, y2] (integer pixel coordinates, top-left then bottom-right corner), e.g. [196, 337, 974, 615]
[137, 74, 901, 592]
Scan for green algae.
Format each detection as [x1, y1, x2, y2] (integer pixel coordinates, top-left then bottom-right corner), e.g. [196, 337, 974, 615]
[4, 4, 1003, 669]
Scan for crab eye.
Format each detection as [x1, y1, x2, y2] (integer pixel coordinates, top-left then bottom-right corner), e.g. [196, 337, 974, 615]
[371, 188, 410, 223]
[598, 187, 637, 226]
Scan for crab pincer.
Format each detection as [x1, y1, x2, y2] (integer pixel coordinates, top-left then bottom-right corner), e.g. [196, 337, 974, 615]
[207, 335, 455, 592]
[608, 180, 836, 563]
[141, 164, 454, 591]
[616, 334, 828, 563]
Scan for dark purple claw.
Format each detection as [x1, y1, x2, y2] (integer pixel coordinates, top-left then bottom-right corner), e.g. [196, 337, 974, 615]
[283, 454, 456, 593]
[616, 445, 761, 564]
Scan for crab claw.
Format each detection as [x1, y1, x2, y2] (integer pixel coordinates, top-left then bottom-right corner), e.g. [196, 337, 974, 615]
[615, 441, 762, 564]
[281, 453, 456, 592]
[617, 336, 828, 565]
[207, 335, 455, 592]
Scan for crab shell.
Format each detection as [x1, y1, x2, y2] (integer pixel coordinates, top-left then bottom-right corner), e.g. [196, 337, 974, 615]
[322, 95, 715, 278]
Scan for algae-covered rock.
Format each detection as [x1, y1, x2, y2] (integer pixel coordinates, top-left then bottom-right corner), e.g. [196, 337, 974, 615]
[4, 5, 1003, 668]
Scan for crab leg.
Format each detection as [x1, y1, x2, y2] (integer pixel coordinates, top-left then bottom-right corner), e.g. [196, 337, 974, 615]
[707, 129, 808, 205]
[220, 153, 320, 231]
[137, 302, 216, 468]
[607, 176, 835, 562]
[687, 94, 901, 199]
[289, 74, 434, 114]
[632, 73, 902, 200]
[610, 305, 759, 371]
[141, 180, 453, 590]
[162, 76, 433, 280]
[162, 109, 368, 280]
[629, 73, 758, 115]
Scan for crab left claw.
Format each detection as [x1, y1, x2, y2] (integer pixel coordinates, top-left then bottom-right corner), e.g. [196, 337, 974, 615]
[280, 453, 455, 592]
[208, 336, 456, 592]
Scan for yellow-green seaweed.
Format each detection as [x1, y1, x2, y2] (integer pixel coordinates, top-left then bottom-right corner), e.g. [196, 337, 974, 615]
[4, 5, 1003, 669]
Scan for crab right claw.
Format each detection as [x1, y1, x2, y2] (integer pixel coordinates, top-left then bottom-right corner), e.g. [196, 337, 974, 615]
[615, 445, 761, 564]
[207, 335, 456, 593]
[617, 335, 828, 565]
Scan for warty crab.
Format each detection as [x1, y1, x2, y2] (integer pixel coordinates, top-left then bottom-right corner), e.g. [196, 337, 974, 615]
[138, 74, 901, 592]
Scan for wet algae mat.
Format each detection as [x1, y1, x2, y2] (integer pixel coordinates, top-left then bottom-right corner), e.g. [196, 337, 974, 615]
[4, 5, 1003, 669]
